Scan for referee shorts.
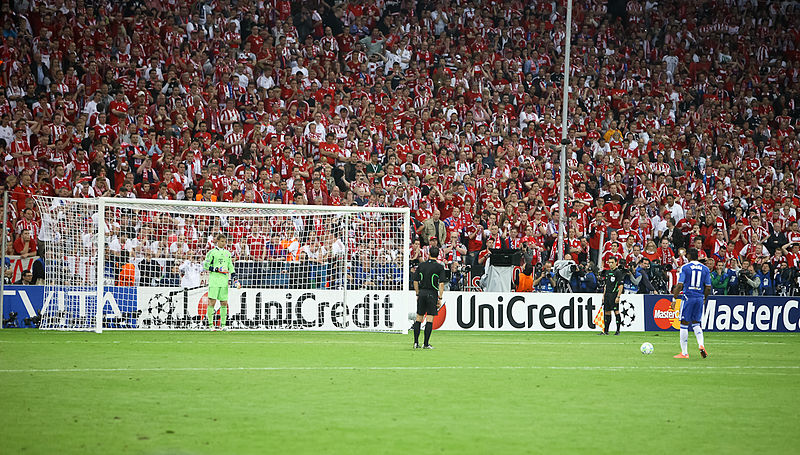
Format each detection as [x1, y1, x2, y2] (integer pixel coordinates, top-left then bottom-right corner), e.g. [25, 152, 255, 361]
[416, 290, 439, 316]
[602, 296, 619, 311]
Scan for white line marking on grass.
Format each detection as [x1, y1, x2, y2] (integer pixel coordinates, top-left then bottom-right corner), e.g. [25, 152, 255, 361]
[0, 365, 797, 374]
[0, 340, 790, 346]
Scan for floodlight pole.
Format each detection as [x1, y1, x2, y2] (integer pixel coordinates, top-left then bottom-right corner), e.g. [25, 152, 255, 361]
[0, 191, 7, 329]
[557, 0, 574, 261]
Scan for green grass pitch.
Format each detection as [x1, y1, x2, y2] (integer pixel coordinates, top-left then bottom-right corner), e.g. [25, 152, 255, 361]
[1, 330, 798, 454]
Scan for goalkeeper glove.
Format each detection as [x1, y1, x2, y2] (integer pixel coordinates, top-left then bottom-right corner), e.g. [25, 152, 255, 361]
[232, 279, 242, 289]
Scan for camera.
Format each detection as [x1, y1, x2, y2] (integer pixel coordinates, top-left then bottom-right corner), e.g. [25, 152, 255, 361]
[623, 262, 636, 275]
[24, 313, 42, 328]
[738, 269, 753, 290]
[449, 264, 471, 291]
[738, 269, 751, 285]
[3, 311, 18, 328]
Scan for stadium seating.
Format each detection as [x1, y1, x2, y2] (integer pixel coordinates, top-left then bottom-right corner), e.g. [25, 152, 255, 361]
[1, 0, 799, 296]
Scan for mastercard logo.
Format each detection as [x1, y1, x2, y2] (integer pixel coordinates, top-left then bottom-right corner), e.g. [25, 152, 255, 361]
[653, 298, 681, 330]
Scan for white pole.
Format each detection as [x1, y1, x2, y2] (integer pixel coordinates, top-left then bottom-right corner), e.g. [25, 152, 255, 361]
[402, 209, 410, 292]
[598, 229, 606, 271]
[557, 0, 574, 261]
[343, 213, 349, 298]
[95, 199, 105, 333]
[0, 191, 7, 329]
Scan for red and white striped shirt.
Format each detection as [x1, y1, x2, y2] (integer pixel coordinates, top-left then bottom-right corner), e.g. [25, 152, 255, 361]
[220, 108, 240, 135]
[15, 218, 39, 241]
[225, 131, 244, 157]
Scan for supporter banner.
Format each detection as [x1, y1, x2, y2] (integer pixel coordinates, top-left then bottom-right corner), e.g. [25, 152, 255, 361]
[433, 293, 645, 331]
[7, 256, 39, 283]
[644, 295, 800, 332]
[136, 287, 414, 331]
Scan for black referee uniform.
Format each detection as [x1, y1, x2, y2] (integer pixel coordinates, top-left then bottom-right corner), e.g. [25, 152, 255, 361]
[600, 266, 626, 334]
[415, 259, 445, 316]
[413, 258, 445, 348]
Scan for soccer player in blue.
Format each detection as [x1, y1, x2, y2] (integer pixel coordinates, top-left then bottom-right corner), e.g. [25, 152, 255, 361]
[671, 248, 711, 359]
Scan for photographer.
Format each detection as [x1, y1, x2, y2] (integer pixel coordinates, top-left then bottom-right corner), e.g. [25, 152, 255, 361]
[520, 232, 543, 268]
[737, 260, 761, 296]
[161, 73, 187, 96]
[575, 260, 599, 293]
[441, 231, 468, 291]
[755, 263, 776, 296]
[626, 258, 656, 294]
[532, 260, 555, 292]
[774, 262, 798, 296]
[711, 261, 730, 295]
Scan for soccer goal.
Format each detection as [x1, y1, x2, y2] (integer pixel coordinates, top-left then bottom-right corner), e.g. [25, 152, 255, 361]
[33, 196, 412, 332]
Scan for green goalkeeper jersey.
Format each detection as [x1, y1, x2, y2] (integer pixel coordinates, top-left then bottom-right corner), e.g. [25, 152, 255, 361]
[203, 246, 235, 288]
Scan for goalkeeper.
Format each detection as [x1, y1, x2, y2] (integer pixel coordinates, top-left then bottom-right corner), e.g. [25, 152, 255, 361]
[203, 233, 240, 330]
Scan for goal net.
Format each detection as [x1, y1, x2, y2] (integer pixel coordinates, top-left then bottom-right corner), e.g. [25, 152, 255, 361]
[33, 196, 412, 332]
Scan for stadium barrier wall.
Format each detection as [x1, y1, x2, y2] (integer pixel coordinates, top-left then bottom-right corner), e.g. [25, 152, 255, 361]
[2, 286, 44, 327]
[5, 287, 800, 332]
[136, 287, 413, 330]
[1, 286, 413, 330]
[645, 295, 800, 332]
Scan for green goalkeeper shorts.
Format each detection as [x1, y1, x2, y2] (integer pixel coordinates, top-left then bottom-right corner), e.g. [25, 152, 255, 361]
[208, 286, 229, 301]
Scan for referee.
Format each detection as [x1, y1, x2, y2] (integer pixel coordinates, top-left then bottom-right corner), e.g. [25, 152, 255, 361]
[600, 257, 626, 335]
[413, 246, 446, 349]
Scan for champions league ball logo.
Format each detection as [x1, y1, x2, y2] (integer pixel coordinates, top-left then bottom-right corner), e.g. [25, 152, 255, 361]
[141, 293, 176, 327]
[619, 298, 637, 328]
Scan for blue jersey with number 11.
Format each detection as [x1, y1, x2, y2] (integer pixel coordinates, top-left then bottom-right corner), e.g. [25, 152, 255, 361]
[678, 261, 711, 299]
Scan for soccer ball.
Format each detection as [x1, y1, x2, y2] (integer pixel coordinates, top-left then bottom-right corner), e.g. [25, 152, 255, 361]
[640, 342, 654, 355]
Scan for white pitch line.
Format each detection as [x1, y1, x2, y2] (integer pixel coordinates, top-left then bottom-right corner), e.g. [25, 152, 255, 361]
[0, 365, 798, 374]
[0, 340, 790, 346]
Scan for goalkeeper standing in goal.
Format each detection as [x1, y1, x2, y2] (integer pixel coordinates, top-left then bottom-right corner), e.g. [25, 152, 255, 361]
[203, 233, 240, 331]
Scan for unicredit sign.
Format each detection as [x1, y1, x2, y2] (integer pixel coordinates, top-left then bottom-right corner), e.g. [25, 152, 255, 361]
[436, 293, 645, 331]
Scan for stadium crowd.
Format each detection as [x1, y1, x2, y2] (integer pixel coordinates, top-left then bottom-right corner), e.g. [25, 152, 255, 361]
[1, 0, 800, 296]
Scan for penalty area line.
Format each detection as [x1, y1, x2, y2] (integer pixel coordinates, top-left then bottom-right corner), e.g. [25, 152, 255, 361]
[0, 365, 798, 374]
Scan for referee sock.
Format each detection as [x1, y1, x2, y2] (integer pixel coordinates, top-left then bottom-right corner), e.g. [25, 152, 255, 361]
[413, 321, 421, 344]
[692, 323, 704, 347]
[603, 314, 611, 333]
[680, 324, 689, 355]
[423, 323, 433, 346]
[615, 314, 622, 331]
[220, 306, 228, 327]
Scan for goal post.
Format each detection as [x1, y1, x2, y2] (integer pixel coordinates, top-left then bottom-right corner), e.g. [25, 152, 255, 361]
[33, 196, 412, 332]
